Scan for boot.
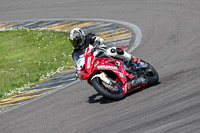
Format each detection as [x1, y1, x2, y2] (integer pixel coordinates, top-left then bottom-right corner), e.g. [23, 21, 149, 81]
[130, 56, 148, 69]
[136, 61, 148, 69]
[130, 56, 140, 65]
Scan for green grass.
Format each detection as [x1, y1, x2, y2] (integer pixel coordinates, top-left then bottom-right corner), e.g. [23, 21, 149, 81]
[0, 29, 74, 98]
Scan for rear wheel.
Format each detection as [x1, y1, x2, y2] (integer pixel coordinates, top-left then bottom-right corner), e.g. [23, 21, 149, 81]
[91, 77, 125, 100]
[140, 60, 159, 86]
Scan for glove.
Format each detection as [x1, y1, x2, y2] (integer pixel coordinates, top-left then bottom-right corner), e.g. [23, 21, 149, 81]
[93, 36, 104, 47]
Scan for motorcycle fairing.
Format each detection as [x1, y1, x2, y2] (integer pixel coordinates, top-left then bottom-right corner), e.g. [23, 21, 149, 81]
[78, 46, 137, 94]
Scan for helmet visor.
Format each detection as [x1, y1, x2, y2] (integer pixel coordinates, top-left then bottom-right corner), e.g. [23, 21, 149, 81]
[70, 39, 81, 47]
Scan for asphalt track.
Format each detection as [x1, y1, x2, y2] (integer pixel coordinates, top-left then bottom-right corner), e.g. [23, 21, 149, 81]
[1, 0, 200, 133]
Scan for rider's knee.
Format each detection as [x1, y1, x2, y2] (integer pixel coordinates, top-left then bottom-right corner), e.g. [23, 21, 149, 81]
[107, 47, 124, 56]
[107, 47, 117, 56]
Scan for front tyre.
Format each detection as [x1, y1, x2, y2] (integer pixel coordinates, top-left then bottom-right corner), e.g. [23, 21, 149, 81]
[91, 77, 125, 100]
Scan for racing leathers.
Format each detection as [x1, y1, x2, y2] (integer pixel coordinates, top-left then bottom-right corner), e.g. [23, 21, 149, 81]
[72, 33, 139, 64]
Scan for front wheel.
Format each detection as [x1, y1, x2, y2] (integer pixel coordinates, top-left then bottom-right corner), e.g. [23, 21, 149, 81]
[91, 77, 125, 100]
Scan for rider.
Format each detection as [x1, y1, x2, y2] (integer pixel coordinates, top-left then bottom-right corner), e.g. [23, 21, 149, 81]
[69, 28, 147, 91]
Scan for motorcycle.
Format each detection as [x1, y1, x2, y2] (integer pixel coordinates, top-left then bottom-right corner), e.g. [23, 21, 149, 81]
[74, 44, 159, 100]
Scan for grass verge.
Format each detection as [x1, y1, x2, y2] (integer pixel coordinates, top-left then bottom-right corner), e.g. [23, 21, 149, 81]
[0, 29, 74, 98]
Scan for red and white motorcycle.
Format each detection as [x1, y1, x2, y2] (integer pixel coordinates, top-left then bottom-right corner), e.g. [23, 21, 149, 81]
[75, 44, 159, 100]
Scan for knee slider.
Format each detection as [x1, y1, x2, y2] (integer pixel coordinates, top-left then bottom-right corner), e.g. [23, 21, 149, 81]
[116, 48, 124, 55]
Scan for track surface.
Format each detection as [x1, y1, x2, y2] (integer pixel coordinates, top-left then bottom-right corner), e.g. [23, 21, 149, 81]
[1, 0, 200, 133]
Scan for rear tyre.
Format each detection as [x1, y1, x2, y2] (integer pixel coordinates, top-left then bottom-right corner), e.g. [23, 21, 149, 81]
[140, 60, 159, 86]
[91, 77, 125, 100]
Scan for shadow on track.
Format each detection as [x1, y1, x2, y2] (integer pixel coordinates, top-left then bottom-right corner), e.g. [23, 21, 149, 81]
[87, 93, 114, 104]
[87, 82, 161, 104]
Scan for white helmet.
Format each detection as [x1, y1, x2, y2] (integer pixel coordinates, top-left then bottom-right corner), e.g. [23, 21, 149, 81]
[69, 28, 85, 49]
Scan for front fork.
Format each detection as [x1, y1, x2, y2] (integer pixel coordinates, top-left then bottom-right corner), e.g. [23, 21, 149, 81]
[91, 71, 113, 85]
